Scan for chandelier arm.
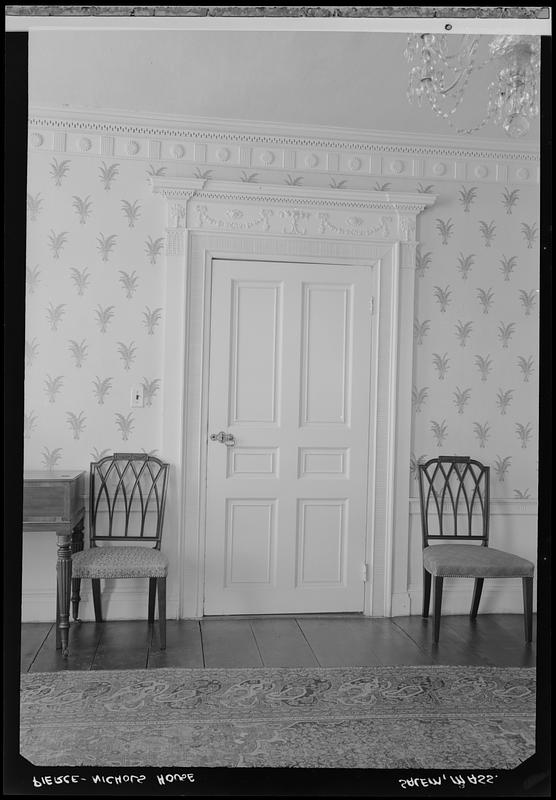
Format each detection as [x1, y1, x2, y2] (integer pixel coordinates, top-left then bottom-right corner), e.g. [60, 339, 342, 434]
[405, 33, 540, 138]
[436, 72, 473, 96]
[425, 68, 476, 118]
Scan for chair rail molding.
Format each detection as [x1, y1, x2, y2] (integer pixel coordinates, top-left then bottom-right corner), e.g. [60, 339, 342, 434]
[151, 177, 435, 618]
[408, 496, 538, 515]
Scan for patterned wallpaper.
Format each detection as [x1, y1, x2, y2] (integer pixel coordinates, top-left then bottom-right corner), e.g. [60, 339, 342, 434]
[24, 148, 540, 500]
[411, 181, 539, 499]
[24, 154, 166, 468]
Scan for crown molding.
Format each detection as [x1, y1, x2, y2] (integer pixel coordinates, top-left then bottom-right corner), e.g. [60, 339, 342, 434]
[29, 105, 540, 158]
[28, 106, 540, 185]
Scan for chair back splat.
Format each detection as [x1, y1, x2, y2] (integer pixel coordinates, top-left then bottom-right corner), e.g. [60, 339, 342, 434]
[90, 453, 169, 547]
[418, 455, 489, 546]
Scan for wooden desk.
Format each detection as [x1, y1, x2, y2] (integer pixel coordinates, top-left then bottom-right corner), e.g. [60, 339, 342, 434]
[23, 470, 86, 656]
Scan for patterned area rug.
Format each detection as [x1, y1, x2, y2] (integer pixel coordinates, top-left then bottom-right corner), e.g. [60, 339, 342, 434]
[20, 666, 535, 768]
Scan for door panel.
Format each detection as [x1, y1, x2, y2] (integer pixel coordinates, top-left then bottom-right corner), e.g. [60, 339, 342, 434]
[227, 448, 279, 478]
[301, 284, 352, 426]
[299, 448, 349, 478]
[297, 498, 347, 585]
[225, 499, 277, 585]
[230, 281, 282, 425]
[204, 259, 374, 614]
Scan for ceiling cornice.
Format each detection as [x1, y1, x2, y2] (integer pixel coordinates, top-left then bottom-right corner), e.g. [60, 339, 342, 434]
[27, 106, 540, 186]
[28, 106, 540, 160]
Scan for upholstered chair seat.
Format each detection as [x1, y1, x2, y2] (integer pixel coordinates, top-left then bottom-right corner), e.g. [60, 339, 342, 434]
[72, 546, 169, 580]
[423, 544, 535, 579]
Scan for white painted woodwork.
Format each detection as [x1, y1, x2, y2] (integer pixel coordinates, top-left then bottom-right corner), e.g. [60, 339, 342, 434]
[28, 107, 540, 188]
[204, 259, 374, 614]
[151, 181, 434, 619]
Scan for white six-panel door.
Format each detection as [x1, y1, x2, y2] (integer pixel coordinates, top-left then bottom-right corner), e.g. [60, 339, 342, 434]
[204, 259, 375, 614]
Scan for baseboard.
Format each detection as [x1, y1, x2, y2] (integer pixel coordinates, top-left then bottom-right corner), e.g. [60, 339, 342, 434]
[407, 580, 537, 616]
[391, 592, 411, 616]
[22, 584, 535, 622]
[21, 588, 180, 622]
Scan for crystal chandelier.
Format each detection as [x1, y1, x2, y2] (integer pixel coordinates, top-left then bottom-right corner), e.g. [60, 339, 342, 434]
[404, 33, 540, 137]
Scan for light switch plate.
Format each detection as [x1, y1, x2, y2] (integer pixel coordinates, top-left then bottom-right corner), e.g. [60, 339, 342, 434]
[131, 385, 144, 407]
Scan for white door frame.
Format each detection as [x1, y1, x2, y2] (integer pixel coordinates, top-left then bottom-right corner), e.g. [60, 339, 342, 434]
[151, 178, 435, 618]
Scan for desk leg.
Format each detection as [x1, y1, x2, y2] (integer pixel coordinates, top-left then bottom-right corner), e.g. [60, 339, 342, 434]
[56, 532, 72, 657]
[55, 584, 61, 650]
[71, 518, 84, 621]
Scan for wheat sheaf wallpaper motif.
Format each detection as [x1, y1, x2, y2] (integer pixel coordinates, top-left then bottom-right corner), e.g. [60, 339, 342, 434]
[411, 179, 539, 500]
[24, 145, 539, 500]
[25, 154, 166, 465]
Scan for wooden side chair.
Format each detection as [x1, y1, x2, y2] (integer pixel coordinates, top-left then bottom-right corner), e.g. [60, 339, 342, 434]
[71, 453, 170, 648]
[418, 455, 534, 644]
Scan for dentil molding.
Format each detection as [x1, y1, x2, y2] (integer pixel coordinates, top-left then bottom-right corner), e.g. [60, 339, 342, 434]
[28, 107, 540, 186]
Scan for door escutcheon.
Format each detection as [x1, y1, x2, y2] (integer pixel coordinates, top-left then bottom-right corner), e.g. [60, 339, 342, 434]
[210, 431, 236, 447]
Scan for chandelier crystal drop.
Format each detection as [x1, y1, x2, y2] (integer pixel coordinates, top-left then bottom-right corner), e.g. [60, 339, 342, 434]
[404, 33, 540, 137]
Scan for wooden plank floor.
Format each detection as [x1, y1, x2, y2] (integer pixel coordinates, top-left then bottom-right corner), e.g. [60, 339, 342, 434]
[21, 614, 536, 672]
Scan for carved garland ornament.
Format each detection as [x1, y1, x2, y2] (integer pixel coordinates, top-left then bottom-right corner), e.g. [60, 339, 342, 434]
[195, 204, 273, 232]
[151, 180, 434, 260]
[280, 209, 311, 235]
[318, 213, 393, 238]
[158, 193, 430, 240]
[188, 204, 399, 239]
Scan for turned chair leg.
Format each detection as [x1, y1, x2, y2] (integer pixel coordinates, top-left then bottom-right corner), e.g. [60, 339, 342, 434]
[148, 577, 157, 623]
[422, 568, 432, 618]
[71, 577, 81, 621]
[433, 576, 444, 644]
[91, 578, 103, 622]
[158, 577, 166, 650]
[522, 576, 533, 643]
[470, 578, 484, 621]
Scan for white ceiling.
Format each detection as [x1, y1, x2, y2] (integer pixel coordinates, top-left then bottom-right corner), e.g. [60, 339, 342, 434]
[29, 30, 540, 143]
